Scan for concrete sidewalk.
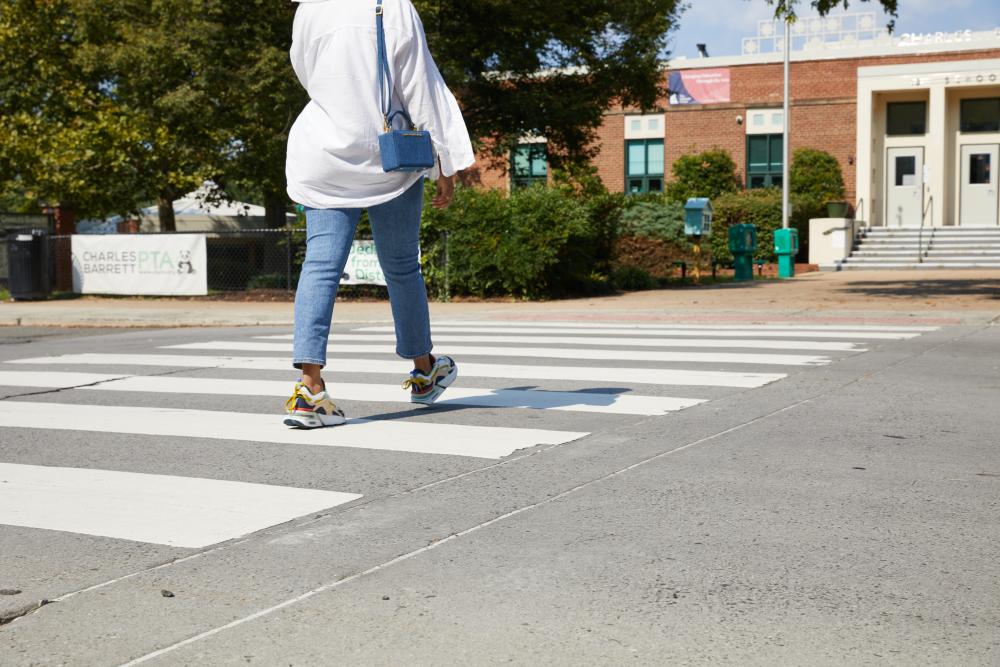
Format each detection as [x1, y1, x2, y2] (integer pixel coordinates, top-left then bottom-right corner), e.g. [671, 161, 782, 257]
[2, 270, 998, 327]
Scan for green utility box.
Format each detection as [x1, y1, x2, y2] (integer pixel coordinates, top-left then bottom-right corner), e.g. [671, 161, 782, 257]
[684, 198, 713, 237]
[774, 227, 799, 279]
[728, 223, 757, 282]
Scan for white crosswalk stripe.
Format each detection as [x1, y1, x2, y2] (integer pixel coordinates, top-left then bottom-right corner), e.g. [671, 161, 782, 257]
[253, 333, 867, 352]
[0, 371, 705, 415]
[164, 341, 832, 366]
[0, 319, 936, 549]
[342, 326, 925, 340]
[427, 321, 938, 332]
[7, 353, 787, 387]
[0, 463, 361, 548]
[0, 401, 587, 459]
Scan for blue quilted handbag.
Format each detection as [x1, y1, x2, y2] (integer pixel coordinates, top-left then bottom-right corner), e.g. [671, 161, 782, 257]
[376, 0, 435, 172]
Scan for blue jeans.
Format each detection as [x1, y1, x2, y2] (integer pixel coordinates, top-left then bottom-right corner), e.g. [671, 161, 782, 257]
[293, 178, 432, 369]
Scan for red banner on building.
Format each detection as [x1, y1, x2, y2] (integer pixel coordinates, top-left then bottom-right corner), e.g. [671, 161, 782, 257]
[668, 68, 731, 105]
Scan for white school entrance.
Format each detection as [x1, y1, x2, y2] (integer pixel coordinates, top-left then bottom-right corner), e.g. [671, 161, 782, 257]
[857, 58, 1000, 228]
[959, 143, 999, 227]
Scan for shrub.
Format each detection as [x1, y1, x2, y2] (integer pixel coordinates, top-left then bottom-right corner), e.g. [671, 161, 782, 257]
[790, 148, 846, 203]
[708, 189, 824, 264]
[610, 265, 657, 291]
[420, 182, 600, 299]
[502, 185, 593, 298]
[421, 185, 509, 297]
[666, 149, 741, 203]
[620, 197, 688, 246]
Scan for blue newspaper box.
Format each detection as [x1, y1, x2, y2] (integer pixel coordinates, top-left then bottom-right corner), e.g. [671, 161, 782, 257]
[684, 198, 713, 237]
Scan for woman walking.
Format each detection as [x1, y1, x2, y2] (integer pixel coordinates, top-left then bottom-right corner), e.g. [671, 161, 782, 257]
[284, 0, 474, 428]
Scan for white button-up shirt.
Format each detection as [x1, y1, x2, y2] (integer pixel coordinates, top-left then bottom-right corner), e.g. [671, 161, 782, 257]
[287, 0, 475, 209]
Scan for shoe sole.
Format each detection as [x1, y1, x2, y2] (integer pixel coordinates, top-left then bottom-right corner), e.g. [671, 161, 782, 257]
[411, 363, 458, 406]
[284, 411, 347, 429]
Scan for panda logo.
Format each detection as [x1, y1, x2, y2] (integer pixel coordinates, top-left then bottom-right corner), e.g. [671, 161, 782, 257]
[177, 250, 195, 274]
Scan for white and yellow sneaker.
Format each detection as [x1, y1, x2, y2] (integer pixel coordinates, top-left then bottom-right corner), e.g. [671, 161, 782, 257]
[284, 381, 347, 429]
[402, 355, 458, 405]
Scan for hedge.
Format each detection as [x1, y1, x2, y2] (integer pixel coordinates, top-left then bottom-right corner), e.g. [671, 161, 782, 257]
[708, 188, 824, 264]
[420, 182, 604, 299]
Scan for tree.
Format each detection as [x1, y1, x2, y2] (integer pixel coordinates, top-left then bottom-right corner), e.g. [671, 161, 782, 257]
[70, 0, 228, 231]
[790, 148, 845, 203]
[211, 0, 306, 228]
[414, 0, 683, 169]
[0, 0, 147, 218]
[667, 149, 741, 203]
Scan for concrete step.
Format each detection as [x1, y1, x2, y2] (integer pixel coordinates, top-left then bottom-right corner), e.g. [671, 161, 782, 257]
[863, 227, 1000, 234]
[853, 247, 1000, 255]
[856, 241, 1000, 249]
[837, 261, 1000, 269]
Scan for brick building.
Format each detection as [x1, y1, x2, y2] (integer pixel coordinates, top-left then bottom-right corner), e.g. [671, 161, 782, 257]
[477, 20, 1000, 229]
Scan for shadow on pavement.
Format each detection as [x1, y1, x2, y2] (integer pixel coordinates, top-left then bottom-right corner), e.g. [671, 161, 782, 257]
[358, 387, 633, 422]
[838, 279, 1000, 300]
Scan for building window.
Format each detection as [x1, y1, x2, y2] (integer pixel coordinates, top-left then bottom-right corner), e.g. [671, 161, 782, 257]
[886, 101, 927, 136]
[895, 156, 917, 186]
[626, 139, 664, 194]
[969, 153, 991, 185]
[511, 143, 547, 189]
[960, 98, 1000, 133]
[746, 134, 783, 189]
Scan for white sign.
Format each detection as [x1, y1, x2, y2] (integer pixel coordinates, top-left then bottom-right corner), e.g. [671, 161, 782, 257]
[71, 234, 208, 295]
[341, 240, 387, 286]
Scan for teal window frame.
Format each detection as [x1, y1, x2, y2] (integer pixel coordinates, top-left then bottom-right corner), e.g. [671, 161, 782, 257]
[625, 139, 665, 195]
[511, 143, 548, 189]
[746, 133, 784, 189]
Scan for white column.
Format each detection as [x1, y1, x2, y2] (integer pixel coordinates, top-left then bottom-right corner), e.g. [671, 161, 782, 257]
[855, 84, 875, 226]
[927, 84, 947, 227]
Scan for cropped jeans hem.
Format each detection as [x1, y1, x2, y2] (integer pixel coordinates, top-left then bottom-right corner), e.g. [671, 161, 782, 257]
[292, 358, 327, 370]
[397, 346, 434, 361]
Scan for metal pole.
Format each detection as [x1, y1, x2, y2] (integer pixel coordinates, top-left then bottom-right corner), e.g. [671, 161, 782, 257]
[782, 17, 791, 230]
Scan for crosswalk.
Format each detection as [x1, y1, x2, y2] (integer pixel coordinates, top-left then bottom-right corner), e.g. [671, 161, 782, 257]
[0, 320, 936, 550]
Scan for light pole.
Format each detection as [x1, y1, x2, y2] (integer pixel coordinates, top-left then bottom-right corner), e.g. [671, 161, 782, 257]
[775, 14, 799, 279]
[782, 16, 790, 231]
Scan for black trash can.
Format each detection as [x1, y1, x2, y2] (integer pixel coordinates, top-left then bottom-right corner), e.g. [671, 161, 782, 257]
[6, 228, 51, 300]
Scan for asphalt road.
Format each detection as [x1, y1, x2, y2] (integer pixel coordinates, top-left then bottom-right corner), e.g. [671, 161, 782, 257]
[0, 319, 997, 666]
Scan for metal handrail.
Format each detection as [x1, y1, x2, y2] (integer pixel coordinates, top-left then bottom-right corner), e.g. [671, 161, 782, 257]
[918, 194, 933, 263]
[854, 197, 866, 229]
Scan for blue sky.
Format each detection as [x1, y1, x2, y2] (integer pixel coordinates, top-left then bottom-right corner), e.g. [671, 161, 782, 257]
[669, 0, 1000, 59]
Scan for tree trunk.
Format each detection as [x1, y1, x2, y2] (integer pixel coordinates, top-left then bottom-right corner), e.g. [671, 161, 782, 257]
[264, 191, 287, 228]
[52, 203, 76, 292]
[157, 194, 176, 232]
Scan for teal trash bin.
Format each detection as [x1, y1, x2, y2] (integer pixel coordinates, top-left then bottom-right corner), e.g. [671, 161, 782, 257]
[728, 224, 756, 282]
[774, 228, 799, 279]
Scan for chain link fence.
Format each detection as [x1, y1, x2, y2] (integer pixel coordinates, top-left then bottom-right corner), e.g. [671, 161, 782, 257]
[2, 219, 409, 296]
[43, 229, 310, 293]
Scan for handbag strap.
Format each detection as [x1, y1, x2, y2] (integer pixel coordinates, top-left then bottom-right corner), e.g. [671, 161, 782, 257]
[375, 0, 391, 130]
[376, 0, 415, 131]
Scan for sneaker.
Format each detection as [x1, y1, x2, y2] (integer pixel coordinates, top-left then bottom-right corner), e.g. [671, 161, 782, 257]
[403, 355, 457, 405]
[283, 381, 347, 429]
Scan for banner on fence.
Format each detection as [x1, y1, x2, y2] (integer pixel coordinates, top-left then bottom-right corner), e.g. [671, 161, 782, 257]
[668, 68, 731, 106]
[341, 240, 387, 286]
[71, 234, 208, 295]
